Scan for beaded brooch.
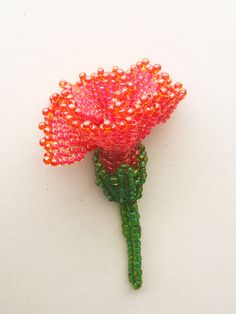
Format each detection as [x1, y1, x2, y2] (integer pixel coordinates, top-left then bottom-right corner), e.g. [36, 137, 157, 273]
[39, 58, 186, 289]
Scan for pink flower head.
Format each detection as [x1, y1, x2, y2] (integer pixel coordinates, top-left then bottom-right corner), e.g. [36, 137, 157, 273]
[39, 58, 186, 170]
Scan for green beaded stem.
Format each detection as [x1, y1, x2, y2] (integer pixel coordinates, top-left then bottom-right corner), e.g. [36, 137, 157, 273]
[93, 144, 148, 289]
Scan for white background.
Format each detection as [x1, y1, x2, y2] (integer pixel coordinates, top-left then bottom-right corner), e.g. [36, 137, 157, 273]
[0, 0, 236, 313]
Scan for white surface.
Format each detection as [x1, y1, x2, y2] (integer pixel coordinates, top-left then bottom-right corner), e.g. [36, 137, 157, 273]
[0, 0, 236, 313]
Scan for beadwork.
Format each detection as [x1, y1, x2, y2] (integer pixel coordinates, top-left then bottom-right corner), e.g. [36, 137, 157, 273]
[39, 58, 186, 289]
[94, 145, 147, 288]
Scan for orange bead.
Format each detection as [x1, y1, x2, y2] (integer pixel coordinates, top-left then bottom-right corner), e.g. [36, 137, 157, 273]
[85, 76, 92, 83]
[174, 82, 183, 89]
[117, 69, 124, 76]
[79, 72, 86, 80]
[142, 58, 149, 66]
[43, 155, 51, 165]
[51, 158, 58, 166]
[112, 66, 118, 73]
[59, 80, 67, 88]
[39, 138, 46, 146]
[42, 108, 49, 115]
[136, 61, 142, 68]
[153, 64, 161, 71]
[43, 127, 50, 134]
[38, 122, 46, 130]
[97, 68, 104, 75]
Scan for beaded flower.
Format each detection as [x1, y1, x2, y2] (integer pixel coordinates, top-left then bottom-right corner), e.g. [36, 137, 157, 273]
[39, 58, 186, 289]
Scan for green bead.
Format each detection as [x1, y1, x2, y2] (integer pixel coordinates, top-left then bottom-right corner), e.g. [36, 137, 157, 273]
[140, 167, 146, 174]
[135, 274, 142, 282]
[129, 213, 138, 220]
[121, 212, 128, 220]
[129, 203, 138, 211]
[132, 226, 141, 233]
[133, 239, 140, 246]
[128, 197, 135, 203]
[118, 176, 124, 183]
[134, 247, 141, 254]
[134, 260, 141, 267]
[95, 178, 101, 185]
[128, 177, 134, 184]
[128, 211, 136, 218]
[134, 268, 142, 275]
[122, 225, 129, 236]
[93, 155, 98, 162]
[119, 188, 125, 196]
[129, 191, 136, 197]
[127, 166, 133, 173]
[133, 169, 139, 177]
[134, 255, 142, 262]
[139, 161, 146, 168]
[130, 220, 139, 227]
[95, 164, 101, 170]
[127, 241, 132, 249]
[134, 233, 141, 240]
[140, 177, 145, 184]
[119, 198, 125, 204]
[136, 193, 142, 199]
[117, 168, 124, 175]
[99, 169, 106, 177]
[138, 154, 144, 160]
[142, 173, 147, 181]
[128, 260, 134, 269]
[128, 274, 134, 282]
[133, 280, 142, 289]
[110, 176, 118, 185]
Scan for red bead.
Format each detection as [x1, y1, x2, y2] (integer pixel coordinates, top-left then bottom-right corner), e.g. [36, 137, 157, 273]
[39, 138, 46, 146]
[51, 159, 58, 166]
[43, 155, 51, 165]
[142, 58, 149, 65]
[38, 122, 46, 130]
[79, 72, 86, 80]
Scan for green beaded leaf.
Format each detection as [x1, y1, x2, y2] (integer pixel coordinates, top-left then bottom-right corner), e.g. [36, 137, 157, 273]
[93, 145, 148, 205]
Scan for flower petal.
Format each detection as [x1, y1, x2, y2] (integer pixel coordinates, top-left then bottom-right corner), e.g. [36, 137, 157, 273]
[39, 97, 95, 166]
